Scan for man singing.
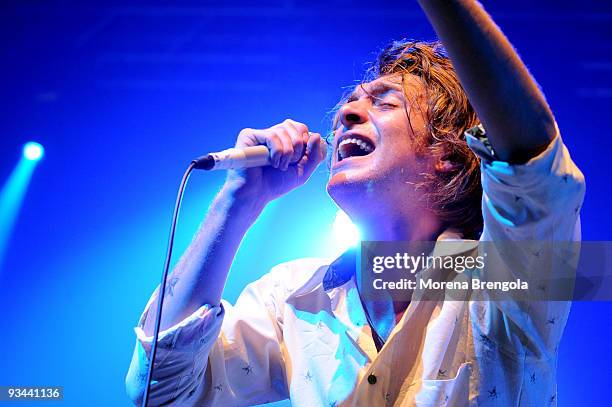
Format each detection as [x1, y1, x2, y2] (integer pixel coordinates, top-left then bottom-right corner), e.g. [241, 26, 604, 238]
[126, 1, 585, 405]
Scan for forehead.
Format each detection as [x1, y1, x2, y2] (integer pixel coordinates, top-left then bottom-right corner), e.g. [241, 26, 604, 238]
[349, 74, 405, 98]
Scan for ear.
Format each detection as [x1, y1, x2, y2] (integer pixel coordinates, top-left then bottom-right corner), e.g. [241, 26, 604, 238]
[435, 159, 458, 173]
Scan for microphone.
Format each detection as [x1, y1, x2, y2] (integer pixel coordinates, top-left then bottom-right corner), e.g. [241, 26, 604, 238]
[192, 145, 271, 170]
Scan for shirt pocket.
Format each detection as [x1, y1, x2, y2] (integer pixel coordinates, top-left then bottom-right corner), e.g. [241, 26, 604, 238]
[414, 362, 472, 407]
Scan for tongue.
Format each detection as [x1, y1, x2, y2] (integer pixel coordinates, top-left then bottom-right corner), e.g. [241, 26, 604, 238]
[339, 143, 372, 160]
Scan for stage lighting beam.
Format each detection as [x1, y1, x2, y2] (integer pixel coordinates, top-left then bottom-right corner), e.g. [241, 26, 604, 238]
[0, 142, 44, 270]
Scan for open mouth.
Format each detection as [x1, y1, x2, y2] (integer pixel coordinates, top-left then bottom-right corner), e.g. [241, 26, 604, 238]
[337, 134, 375, 162]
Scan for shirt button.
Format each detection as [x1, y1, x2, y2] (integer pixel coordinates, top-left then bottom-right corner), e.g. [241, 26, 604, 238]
[367, 374, 377, 385]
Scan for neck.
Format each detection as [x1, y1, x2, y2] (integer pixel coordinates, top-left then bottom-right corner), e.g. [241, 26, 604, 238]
[354, 209, 441, 319]
[354, 210, 441, 242]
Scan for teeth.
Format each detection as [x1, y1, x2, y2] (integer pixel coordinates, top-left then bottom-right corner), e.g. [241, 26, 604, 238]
[338, 138, 374, 153]
[338, 137, 375, 160]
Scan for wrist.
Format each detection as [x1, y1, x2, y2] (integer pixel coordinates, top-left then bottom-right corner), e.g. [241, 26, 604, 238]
[218, 181, 267, 223]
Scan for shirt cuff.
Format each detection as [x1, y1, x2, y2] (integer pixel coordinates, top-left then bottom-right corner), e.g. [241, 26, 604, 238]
[133, 287, 225, 359]
[465, 123, 567, 191]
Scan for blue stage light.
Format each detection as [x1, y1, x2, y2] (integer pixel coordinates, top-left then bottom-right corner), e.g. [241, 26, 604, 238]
[23, 142, 44, 161]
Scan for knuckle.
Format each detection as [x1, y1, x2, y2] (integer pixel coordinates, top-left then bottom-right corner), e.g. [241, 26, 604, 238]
[286, 118, 306, 132]
[269, 134, 281, 147]
[276, 129, 291, 143]
[295, 122, 308, 134]
[238, 127, 254, 137]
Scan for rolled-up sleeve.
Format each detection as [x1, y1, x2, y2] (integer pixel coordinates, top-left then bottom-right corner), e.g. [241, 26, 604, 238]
[125, 286, 224, 406]
[467, 123, 585, 240]
[466, 123, 586, 353]
[126, 268, 289, 406]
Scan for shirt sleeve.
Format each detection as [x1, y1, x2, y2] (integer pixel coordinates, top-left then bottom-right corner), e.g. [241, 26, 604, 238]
[466, 123, 586, 355]
[125, 269, 289, 406]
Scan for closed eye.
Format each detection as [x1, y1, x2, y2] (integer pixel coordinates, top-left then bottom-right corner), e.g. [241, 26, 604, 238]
[371, 92, 401, 107]
[373, 99, 399, 108]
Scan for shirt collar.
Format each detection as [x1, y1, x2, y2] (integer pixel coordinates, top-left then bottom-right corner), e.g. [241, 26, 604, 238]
[321, 228, 476, 292]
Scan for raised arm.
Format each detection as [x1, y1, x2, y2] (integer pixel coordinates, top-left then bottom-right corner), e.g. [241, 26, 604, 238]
[417, 0, 556, 163]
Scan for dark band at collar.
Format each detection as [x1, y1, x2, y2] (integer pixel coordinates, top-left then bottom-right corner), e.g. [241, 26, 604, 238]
[322, 247, 357, 291]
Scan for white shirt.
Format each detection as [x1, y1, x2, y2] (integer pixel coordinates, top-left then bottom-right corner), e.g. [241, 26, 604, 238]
[126, 127, 585, 406]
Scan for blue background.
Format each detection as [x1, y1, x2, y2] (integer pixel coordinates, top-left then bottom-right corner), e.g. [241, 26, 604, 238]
[0, 1, 610, 405]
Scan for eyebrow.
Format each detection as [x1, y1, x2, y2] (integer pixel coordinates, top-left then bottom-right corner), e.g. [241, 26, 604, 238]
[347, 81, 403, 102]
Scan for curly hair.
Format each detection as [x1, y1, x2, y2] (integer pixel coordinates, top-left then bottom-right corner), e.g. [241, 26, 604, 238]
[334, 39, 483, 239]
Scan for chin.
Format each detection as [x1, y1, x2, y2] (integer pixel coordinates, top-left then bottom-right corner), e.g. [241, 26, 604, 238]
[326, 170, 380, 213]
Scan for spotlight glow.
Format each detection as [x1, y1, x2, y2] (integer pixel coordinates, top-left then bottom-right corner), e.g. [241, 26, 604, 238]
[23, 142, 44, 161]
[332, 210, 360, 252]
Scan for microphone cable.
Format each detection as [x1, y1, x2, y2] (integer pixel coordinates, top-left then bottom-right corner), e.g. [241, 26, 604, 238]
[141, 162, 195, 407]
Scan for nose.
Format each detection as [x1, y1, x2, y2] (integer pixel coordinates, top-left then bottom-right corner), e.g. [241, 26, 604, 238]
[339, 99, 367, 128]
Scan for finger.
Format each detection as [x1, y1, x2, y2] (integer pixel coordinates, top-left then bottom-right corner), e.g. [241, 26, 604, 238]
[301, 133, 326, 177]
[236, 127, 266, 148]
[237, 128, 285, 168]
[266, 134, 284, 168]
[281, 119, 307, 164]
[256, 132, 284, 168]
[281, 119, 306, 164]
[273, 127, 294, 171]
[302, 131, 309, 153]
